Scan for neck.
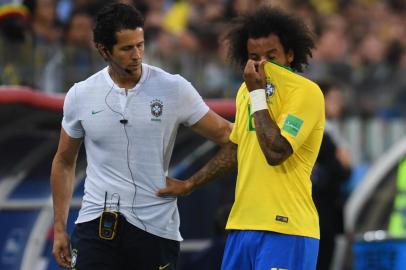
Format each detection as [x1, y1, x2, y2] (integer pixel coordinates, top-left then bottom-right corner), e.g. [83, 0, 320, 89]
[108, 65, 142, 91]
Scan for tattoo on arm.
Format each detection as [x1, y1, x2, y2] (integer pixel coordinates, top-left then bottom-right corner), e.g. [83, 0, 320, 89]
[189, 142, 237, 190]
[253, 110, 293, 165]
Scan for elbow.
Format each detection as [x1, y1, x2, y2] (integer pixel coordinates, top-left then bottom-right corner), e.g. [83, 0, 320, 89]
[263, 151, 289, 166]
[265, 156, 284, 166]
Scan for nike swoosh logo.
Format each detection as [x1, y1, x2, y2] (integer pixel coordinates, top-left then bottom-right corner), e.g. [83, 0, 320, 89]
[159, 263, 170, 270]
[91, 110, 104, 115]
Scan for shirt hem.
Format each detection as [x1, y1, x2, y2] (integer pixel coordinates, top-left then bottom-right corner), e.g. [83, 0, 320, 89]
[225, 224, 320, 240]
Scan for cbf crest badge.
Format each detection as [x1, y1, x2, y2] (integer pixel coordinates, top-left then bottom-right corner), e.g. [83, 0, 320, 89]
[150, 99, 163, 121]
[265, 81, 275, 98]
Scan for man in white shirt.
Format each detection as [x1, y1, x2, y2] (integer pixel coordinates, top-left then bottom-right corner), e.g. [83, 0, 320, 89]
[51, 3, 231, 269]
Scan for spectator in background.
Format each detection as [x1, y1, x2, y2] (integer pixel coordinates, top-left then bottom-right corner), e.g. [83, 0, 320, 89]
[200, 29, 242, 98]
[312, 80, 352, 270]
[305, 14, 352, 87]
[42, 10, 104, 93]
[0, 4, 34, 86]
[224, 0, 267, 18]
[23, 0, 62, 88]
[56, 0, 110, 23]
[23, 0, 61, 45]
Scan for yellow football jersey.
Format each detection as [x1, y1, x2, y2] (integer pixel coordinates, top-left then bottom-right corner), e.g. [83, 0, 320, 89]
[226, 61, 325, 239]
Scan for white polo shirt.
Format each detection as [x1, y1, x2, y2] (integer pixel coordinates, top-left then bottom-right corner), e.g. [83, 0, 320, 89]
[62, 63, 209, 241]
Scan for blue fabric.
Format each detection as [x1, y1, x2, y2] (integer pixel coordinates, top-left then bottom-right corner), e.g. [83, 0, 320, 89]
[221, 230, 319, 270]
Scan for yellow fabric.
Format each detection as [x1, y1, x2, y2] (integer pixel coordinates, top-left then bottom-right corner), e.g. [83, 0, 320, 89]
[163, 1, 190, 34]
[227, 61, 325, 239]
[388, 158, 406, 236]
[389, 212, 405, 237]
[397, 158, 406, 191]
[310, 0, 337, 15]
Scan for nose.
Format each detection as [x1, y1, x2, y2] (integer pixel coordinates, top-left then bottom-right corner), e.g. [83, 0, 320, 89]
[132, 48, 141, 60]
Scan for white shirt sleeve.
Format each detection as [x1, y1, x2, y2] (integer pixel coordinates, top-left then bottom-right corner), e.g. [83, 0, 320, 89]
[177, 76, 209, 127]
[62, 84, 84, 138]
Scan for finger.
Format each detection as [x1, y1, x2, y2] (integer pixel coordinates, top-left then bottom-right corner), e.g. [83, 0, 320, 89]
[54, 250, 71, 268]
[165, 177, 175, 185]
[258, 60, 266, 79]
[243, 60, 255, 75]
[156, 187, 173, 197]
[62, 245, 72, 264]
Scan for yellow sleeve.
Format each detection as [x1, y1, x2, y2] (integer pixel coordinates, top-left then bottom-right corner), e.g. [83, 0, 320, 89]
[277, 85, 324, 152]
[229, 84, 246, 144]
[229, 95, 239, 144]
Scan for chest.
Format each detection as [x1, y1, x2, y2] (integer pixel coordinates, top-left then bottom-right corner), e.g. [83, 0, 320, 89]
[79, 92, 178, 143]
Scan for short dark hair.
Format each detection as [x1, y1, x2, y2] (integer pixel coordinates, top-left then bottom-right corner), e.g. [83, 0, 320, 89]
[93, 3, 144, 52]
[225, 7, 315, 72]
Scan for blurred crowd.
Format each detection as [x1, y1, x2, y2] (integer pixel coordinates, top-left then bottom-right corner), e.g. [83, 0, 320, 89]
[1, 0, 406, 117]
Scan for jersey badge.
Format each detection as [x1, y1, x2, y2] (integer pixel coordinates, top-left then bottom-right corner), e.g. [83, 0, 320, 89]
[282, 114, 304, 137]
[150, 99, 163, 121]
[265, 81, 275, 98]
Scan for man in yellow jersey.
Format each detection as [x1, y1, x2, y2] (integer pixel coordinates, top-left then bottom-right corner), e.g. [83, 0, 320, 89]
[158, 7, 324, 270]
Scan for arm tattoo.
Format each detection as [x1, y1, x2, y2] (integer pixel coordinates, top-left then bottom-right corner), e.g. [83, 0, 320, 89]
[189, 142, 237, 190]
[253, 110, 293, 165]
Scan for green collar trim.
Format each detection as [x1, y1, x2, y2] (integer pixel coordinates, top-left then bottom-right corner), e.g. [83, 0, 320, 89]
[267, 60, 294, 72]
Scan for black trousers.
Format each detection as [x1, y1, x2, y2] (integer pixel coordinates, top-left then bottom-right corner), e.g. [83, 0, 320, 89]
[70, 215, 179, 270]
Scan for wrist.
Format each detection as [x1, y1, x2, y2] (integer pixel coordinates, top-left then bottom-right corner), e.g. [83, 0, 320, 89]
[249, 89, 268, 115]
[53, 220, 66, 232]
[185, 179, 196, 193]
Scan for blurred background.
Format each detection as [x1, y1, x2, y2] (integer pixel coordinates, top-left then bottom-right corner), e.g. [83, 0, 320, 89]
[1, 0, 406, 269]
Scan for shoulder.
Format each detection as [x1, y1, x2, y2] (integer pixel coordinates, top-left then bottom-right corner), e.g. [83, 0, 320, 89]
[266, 62, 322, 100]
[144, 63, 186, 85]
[302, 77, 323, 99]
[290, 74, 323, 102]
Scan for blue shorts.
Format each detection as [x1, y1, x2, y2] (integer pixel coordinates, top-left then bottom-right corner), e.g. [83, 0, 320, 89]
[221, 230, 319, 270]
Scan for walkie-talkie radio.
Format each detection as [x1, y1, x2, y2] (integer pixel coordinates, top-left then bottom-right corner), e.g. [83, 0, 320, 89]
[99, 192, 120, 240]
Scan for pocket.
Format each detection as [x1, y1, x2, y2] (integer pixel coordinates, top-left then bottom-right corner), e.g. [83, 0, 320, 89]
[71, 218, 100, 242]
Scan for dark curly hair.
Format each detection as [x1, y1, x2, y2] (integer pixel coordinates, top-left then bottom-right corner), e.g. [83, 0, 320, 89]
[93, 3, 144, 52]
[226, 7, 315, 72]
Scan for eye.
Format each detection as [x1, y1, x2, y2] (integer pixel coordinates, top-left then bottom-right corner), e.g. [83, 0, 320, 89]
[249, 55, 260, 61]
[267, 55, 275, 61]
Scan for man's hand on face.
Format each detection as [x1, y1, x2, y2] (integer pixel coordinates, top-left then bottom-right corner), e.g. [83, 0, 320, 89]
[243, 60, 266, 92]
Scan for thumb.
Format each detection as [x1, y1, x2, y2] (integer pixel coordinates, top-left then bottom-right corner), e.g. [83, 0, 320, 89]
[157, 187, 171, 196]
[157, 177, 173, 196]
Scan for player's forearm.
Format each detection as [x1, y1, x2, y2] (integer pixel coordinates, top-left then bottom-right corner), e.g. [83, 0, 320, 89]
[187, 142, 237, 190]
[253, 110, 292, 165]
[50, 156, 77, 231]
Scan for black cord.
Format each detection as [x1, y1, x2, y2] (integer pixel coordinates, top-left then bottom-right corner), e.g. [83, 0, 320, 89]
[104, 191, 107, 211]
[104, 84, 147, 232]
